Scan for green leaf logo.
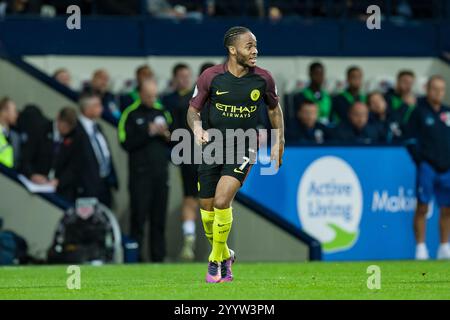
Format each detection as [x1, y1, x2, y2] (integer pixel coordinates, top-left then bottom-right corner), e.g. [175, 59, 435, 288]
[323, 223, 359, 252]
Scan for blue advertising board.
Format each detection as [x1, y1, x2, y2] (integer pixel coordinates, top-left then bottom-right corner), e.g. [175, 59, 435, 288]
[239, 146, 440, 261]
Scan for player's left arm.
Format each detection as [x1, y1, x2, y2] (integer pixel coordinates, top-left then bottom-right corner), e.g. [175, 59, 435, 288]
[262, 70, 285, 169]
[267, 103, 285, 169]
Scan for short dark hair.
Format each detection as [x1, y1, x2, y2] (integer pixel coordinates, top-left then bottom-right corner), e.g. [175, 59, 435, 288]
[298, 99, 317, 111]
[223, 26, 251, 51]
[309, 62, 324, 74]
[172, 63, 190, 77]
[397, 70, 415, 80]
[347, 66, 362, 77]
[136, 64, 153, 78]
[57, 107, 78, 129]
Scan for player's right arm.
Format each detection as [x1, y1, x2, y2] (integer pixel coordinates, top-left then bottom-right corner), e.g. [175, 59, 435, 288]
[187, 71, 212, 145]
[187, 106, 209, 145]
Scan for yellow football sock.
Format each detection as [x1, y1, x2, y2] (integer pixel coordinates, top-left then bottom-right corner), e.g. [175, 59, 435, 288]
[200, 209, 214, 246]
[222, 243, 231, 261]
[200, 208, 231, 259]
[209, 207, 233, 262]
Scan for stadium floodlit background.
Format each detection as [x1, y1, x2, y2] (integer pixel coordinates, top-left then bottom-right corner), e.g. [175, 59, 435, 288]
[0, 0, 450, 300]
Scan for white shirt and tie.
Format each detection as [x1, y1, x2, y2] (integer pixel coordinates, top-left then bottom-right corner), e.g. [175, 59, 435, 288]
[79, 115, 111, 178]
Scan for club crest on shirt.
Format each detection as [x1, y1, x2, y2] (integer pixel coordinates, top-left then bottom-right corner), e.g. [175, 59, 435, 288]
[440, 111, 450, 126]
[425, 116, 435, 126]
[250, 89, 260, 101]
[136, 118, 145, 125]
[314, 129, 324, 144]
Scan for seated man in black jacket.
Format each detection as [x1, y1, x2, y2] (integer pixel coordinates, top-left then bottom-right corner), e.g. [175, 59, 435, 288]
[20, 107, 77, 188]
[367, 91, 403, 142]
[288, 99, 331, 144]
[332, 101, 384, 144]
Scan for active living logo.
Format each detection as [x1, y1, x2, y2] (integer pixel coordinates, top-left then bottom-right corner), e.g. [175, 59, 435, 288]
[297, 156, 363, 253]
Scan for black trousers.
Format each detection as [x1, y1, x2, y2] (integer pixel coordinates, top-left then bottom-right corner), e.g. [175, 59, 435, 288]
[98, 178, 112, 209]
[129, 170, 168, 262]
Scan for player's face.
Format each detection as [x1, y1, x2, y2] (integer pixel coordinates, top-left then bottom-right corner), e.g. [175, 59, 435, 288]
[310, 67, 324, 86]
[56, 70, 71, 87]
[175, 68, 192, 91]
[235, 32, 258, 68]
[140, 80, 158, 107]
[348, 69, 363, 90]
[297, 103, 318, 128]
[57, 120, 72, 136]
[349, 103, 369, 130]
[4, 101, 18, 126]
[86, 97, 103, 119]
[397, 75, 415, 94]
[427, 78, 446, 105]
[368, 93, 386, 115]
[92, 70, 110, 93]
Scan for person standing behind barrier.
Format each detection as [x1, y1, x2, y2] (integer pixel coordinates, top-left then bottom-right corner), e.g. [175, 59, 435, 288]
[53, 68, 72, 89]
[83, 69, 121, 123]
[0, 97, 19, 169]
[331, 66, 366, 124]
[75, 92, 118, 208]
[405, 75, 450, 260]
[385, 70, 416, 125]
[293, 62, 332, 124]
[120, 64, 154, 112]
[162, 63, 200, 261]
[119, 78, 173, 262]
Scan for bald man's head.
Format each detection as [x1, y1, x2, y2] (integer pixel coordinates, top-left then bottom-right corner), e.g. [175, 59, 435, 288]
[139, 78, 158, 107]
[426, 75, 446, 107]
[349, 102, 369, 131]
[91, 69, 110, 93]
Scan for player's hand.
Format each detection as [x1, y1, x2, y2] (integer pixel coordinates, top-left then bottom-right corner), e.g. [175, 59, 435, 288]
[193, 127, 209, 145]
[271, 140, 284, 170]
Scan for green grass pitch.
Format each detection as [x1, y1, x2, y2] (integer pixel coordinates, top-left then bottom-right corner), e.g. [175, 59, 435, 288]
[0, 261, 449, 300]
